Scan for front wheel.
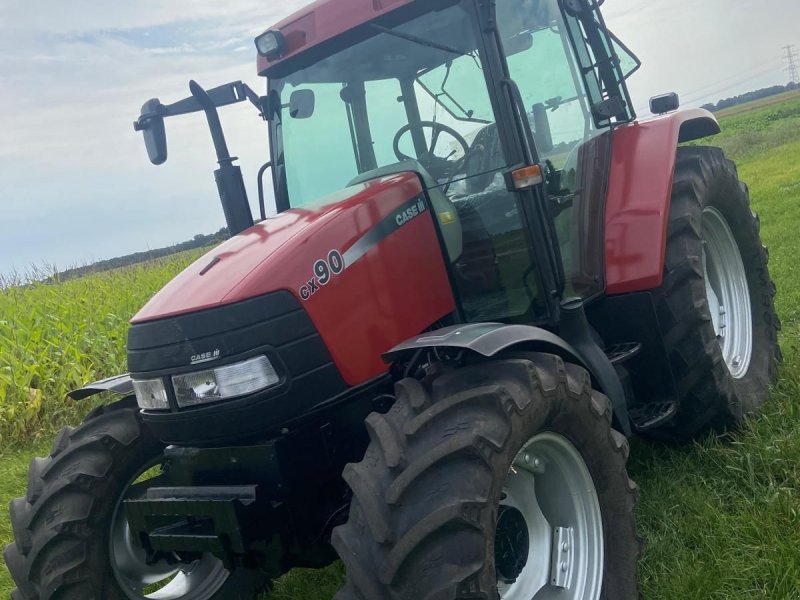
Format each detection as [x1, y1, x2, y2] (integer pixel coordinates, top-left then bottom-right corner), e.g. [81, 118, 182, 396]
[4, 399, 269, 600]
[332, 354, 641, 600]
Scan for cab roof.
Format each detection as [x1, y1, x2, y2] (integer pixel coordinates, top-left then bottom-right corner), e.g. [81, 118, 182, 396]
[257, 0, 414, 76]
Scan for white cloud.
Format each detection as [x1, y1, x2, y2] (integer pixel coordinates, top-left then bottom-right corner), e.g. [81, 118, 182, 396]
[0, 0, 798, 275]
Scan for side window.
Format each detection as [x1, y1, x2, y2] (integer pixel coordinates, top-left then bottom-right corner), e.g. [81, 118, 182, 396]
[281, 83, 358, 209]
[500, 6, 592, 165]
[559, 1, 636, 127]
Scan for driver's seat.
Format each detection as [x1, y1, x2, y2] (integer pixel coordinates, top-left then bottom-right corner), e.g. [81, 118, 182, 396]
[348, 160, 463, 263]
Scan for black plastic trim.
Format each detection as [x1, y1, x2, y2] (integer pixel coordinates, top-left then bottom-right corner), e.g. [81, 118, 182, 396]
[678, 116, 721, 143]
[68, 373, 134, 401]
[128, 291, 350, 444]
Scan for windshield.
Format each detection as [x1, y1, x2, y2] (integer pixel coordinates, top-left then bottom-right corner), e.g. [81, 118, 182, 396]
[269, 0, 505, 210]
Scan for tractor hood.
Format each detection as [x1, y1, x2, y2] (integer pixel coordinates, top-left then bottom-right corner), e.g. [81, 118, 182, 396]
[130, 171, 456, 385]
[133, 201, 327, 323]
[134, 173, 417, 323]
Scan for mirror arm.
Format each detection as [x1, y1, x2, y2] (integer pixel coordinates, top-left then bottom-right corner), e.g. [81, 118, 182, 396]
[240, 83, 270, 118]
[133, 81, 268, 133]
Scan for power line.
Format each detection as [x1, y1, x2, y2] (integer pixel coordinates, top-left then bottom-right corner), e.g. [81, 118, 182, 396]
[680, 62, 784, 105]
[783, 44, 799, 83]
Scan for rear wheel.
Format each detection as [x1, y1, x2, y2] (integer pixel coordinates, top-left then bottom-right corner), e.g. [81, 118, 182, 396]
[4, 399, 269, 600]
[332, 354, 640, 600]
[651, 146, 781, 442]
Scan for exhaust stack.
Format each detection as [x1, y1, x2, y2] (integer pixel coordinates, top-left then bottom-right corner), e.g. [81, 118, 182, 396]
[189, 80, 253, 237]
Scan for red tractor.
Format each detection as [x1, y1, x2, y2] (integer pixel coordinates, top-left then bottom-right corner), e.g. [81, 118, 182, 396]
[6, 0, 780, 598]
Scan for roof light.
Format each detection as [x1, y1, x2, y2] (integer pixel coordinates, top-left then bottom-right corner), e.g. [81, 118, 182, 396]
[255, 30, 286, 59]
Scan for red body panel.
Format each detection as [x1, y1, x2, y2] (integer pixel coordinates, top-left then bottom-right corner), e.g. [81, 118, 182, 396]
[133, 173, 456, 386]
[257, 0, 413, 74]
[604, 108, 719, 295]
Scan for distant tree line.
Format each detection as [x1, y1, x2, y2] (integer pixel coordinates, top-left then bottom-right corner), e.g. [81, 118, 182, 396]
[701, 82, 799, 112]
[53, 227, 229, 282]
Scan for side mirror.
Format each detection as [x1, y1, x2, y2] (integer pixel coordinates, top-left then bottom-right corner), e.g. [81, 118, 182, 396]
[504, 32, 533, 57]
[289, 89, 315, 119]
[650, 93, 680, 115]
[135, 99, 168, 165]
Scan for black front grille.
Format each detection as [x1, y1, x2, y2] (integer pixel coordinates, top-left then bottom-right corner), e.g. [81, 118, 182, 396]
[127, 292, 349, 444]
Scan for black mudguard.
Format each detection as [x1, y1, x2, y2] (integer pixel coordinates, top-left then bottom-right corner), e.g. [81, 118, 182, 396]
[384, 322, 631, 435]
[68, 373, 134, 400]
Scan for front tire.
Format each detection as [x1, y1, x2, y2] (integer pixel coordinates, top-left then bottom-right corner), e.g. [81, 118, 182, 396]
[332, 354, 640, 600]
[651, 146, 781, 442]
[5, 399, 269, 600]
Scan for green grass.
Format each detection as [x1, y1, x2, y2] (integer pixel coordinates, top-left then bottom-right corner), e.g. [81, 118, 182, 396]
[0, 251, 207, 446]
[2, 97, 800, 598]
[715, 89, 800, 119]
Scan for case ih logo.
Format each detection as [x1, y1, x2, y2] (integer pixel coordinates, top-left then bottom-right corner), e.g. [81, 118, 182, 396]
[395, 198, 426, 226]
[190, 349, 221, 365]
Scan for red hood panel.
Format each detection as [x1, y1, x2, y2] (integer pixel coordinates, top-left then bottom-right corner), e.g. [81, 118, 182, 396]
[133, 202, 327, 322]
[133, 178, 398, 323]
[131, 173, 456, 385]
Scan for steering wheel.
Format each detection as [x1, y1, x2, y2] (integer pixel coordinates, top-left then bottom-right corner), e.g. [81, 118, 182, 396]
[392, 121, 471, 179]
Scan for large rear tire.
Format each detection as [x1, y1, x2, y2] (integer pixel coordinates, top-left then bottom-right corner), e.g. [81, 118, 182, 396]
[651, 146, 781, 442]
[332, 354, 640, 600]
[4, 399, 269, 600]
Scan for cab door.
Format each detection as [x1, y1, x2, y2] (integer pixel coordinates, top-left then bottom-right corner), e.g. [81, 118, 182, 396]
[494, 0, 638, 298]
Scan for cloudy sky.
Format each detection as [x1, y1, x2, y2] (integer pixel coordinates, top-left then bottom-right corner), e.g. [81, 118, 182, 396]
[0, 0, 797, 276]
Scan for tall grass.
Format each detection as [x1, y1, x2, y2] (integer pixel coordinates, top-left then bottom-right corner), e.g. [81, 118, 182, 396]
[0, 251, 206, 446]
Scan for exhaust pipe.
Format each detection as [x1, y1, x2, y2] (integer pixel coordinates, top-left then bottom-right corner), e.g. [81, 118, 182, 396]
[189, 80, 253, 237]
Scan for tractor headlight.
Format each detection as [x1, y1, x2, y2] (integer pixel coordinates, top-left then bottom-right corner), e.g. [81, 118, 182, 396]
[133, 378, 169, 410]
[171, 355, 279, 408]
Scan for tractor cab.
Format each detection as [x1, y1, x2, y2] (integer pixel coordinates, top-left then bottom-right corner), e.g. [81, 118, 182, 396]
[262, 0, 639, 322]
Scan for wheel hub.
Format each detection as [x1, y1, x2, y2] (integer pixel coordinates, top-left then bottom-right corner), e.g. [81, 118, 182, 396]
[496, 433, 603, 600]
[495, 506, 529, 583]
[702, 206, 753, 379]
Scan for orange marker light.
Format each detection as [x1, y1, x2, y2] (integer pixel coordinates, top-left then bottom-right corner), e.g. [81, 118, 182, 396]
[511, 165, 544, 190]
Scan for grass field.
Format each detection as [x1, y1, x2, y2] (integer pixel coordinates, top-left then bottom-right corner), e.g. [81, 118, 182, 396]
[715, 89, 800, 118]
[2, 95, 800, 598]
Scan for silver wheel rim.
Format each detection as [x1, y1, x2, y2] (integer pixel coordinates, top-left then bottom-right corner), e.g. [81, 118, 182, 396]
[702, 206, 753, 379]
[497, 432, 603, 600]
[109, 460, 230, 599]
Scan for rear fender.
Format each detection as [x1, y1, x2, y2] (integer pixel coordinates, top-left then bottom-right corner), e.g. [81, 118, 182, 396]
[68, 373, 133, 400]
[384, 323, 631, 433]
[604, 108, 720, 295]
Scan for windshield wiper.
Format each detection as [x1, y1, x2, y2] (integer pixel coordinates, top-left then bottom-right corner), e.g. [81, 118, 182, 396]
[370, 25, 467, 57]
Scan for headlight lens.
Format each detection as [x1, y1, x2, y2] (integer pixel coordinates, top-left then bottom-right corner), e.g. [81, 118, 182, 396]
[171, 355, 279, 408]
[133, 378, 169, 410]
